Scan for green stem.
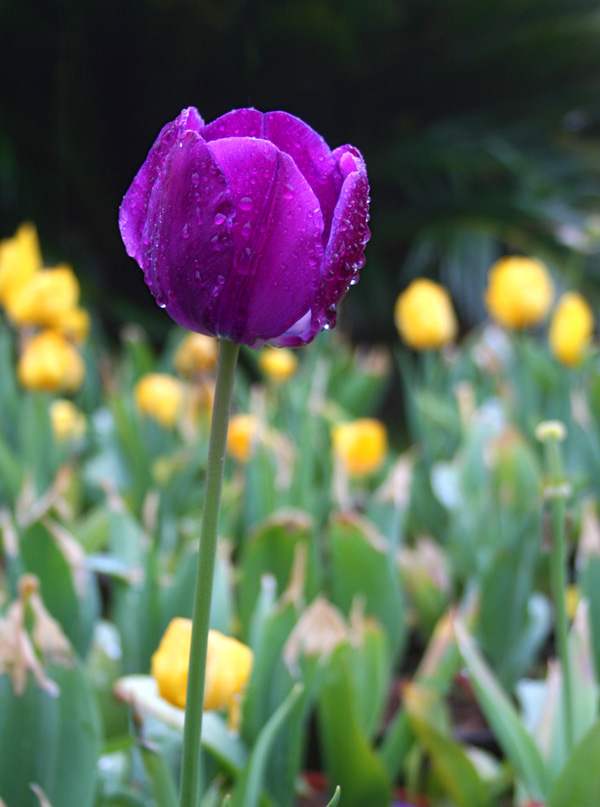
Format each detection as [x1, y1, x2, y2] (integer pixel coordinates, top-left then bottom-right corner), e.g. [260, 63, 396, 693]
[179, 338, 240, 807]
[546, 438, 574, 754]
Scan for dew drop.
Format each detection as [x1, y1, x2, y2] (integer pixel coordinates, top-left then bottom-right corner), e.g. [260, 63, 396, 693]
[214, 213, 227, 226]
[239, 196, 253, 211]
[191, 172, 200, 186]
[211, 235, 221, 251]
[241, 222, 252, 239]
[283, 183, 294, 200]
[182, 223, 190, 239]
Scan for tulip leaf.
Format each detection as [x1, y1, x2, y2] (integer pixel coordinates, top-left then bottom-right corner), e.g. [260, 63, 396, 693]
[238, 510, 319, 639]
[138, 741, 178, 807]
[230, 683, 304, 807]
[324, 786, 341, 807]
[0, 663, 102, 807]
[547, 719, 600, 807]
[19, 521, 98, 657]
[404, 683, 488, 807]
[456, 622, 548, 802]
[327, 513, 405, 661]
[317, 643, 391, 807]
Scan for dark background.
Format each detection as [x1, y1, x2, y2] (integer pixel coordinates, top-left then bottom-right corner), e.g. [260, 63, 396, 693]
[2, 0, 600, 342]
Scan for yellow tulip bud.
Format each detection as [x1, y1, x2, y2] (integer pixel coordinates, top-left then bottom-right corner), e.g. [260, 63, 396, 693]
[332, 418, 388, 477]
[0, 223, 42, 308]
[56, 307, 91, 344]
[549, 292, 594, 367]
[134, 373, 183, 428]
[394, 279, 457, 350]
[50, 399, 86, 443]
[151, 618, 253, 713]
[258, 347, 298, 384]
[485, 256, 553, 329]
[174, 332, 218, 377]
[18, 331, 85, 393]
[6, 264, 80, 329]
[227, 414, 259, 462]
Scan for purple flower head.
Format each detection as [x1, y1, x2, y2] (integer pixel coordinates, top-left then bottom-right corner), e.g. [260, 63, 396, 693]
[119, 107, 370, 348]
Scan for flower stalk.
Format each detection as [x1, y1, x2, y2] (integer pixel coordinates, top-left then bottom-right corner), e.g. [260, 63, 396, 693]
[537, 420, 574, 754]
[179, 337, 239, 807]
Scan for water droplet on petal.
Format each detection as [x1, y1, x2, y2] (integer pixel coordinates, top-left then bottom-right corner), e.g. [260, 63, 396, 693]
[239, 196, 253, 211]
[182, 223, 190, 239]
[283, 183, 294, 200]
[241, 222, 252, 239]
[214, 213, 227, 226]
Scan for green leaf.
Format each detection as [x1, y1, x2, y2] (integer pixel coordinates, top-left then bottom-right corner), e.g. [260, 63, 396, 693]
[548, 720, 600, 807]
[324, 786, 341, 807]
[327, 513, 405, 660]
[317, 644, 391, 807]
[230, 683, 304, 807]
[404, 683, 489, 807]
[138, 741, 178, 807]
[457, 622, 548, 802]
[238, 510, 319, 639]
[19, 521, 98, 657]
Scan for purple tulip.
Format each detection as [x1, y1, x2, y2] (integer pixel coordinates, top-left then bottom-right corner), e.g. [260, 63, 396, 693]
[119, 107, 370, 348]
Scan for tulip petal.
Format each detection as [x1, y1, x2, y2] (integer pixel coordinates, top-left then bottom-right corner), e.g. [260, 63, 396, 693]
[264, 112, 342, 241]
[140, 130, 236, 335]
[273, 146, 369, 347]
[202, 109, 343, 242]
[314, 146, 370, 331]
[207, 137, 324, 345]
[119, 108, 204, 265]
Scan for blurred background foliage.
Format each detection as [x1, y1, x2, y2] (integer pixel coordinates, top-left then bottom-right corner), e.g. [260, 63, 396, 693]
[2, 0, 600, 341]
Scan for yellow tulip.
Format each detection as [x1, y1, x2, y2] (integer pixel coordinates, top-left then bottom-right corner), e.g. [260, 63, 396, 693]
[50, 399, 86, 443]
[6, 264, 80, 329]
[56, 307, 91, 344]
[134, 373, 183, 428]
[0, 223, 42, 308]
[332, 418, 388, 477]
[394, 279, 457, 350]
[227, 414, 259, 462]
[174, 332, 218, 377]
[258, 347, 298, 384]
[151, 618, 253, 712]
[549, 292, 594, 367]
[485, 256, 553, 329]
[18, 331, 85, 393]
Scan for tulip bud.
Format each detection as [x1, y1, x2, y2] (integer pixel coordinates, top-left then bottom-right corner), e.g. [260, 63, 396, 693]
[258, 347, 298, 384]
[174, 332, 218, 377]
[56, 307, 91, 345]
[485, 256, 553, 329]
[394, 279, 457, 350]
[549, 291, 594, 367]
[50, 399, 86, 443]
[119, 107, 370, 348]
[226, 413, 260, 462]
[6, 264, 80, 329]
[151, 618, 253, 712]
[17, 331, 85, 393]
[331, 418, 388, 477]
[134, 373, 183, 428]
[0, 223, 42, 308]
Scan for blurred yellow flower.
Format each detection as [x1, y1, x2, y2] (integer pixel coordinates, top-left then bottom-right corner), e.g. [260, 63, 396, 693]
[485, 256, 553, 329]
[258, 347, 298, 384]
[18, 331, 85, 393]
[0, 223, 42, 308]
[227, 414, 259, 462]
[566, 584, 581, 621]
[549, 292, 594, 367]
[134, 373, 183, 428]
[174, 332, 218, 377]
[6, 264, 80, 329]
[394, 279, 457, 350]
[50, 399, 86, 443]
[332, 418, 388, 477]
[56, 307, 91, 344]
[151, 618, 253, 712]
